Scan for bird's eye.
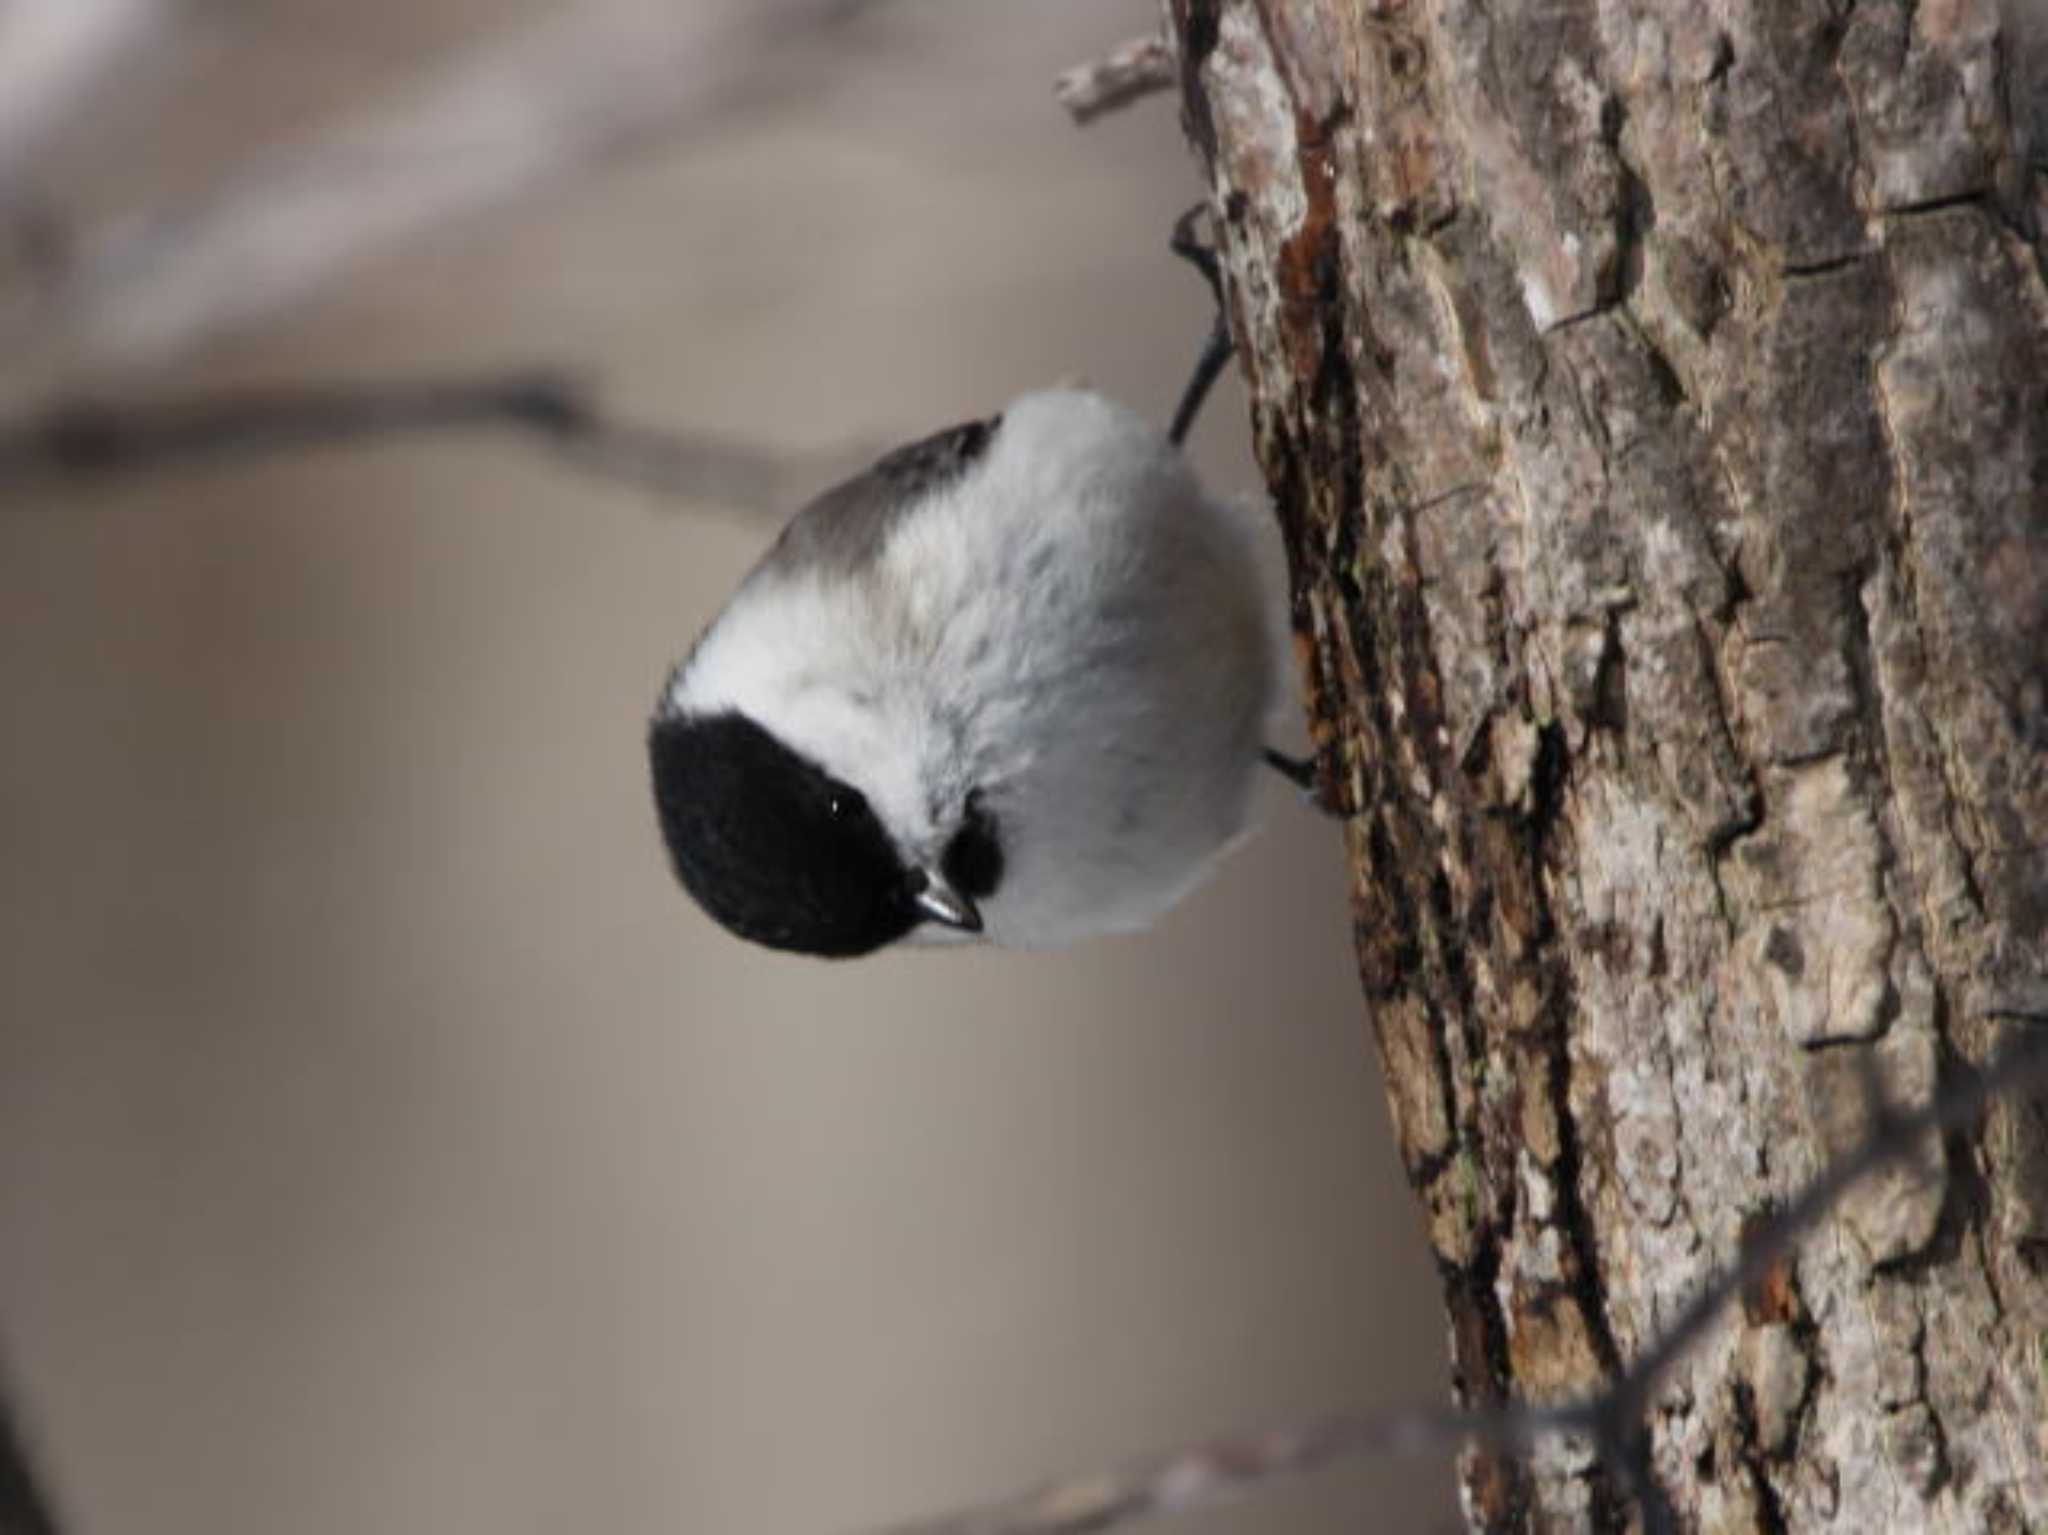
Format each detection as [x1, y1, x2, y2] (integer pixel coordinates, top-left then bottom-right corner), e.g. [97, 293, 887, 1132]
[825, 785, 863, 820]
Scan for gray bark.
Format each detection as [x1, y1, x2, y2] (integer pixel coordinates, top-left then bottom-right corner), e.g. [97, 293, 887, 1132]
[1167, 0, 2048, 1529]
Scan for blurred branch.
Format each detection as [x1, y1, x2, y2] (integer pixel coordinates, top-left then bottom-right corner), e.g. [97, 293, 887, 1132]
[0, 1366, 59, 1535]
[1054, 35, 1176, 126]
[861, 1023, 2048, 1535]
[0, 0, 161, 189]
[0, 372, 868, 515]
[866, 1400, 1566, 1535]
[2, 0, 886, 387]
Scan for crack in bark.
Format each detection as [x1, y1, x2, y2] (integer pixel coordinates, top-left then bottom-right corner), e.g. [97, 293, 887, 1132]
[1731, 1376, 1798, 1534]
[1783, 249, 1876, 278]
[1545, 1002, 1639, 1533]
[1884, 187, 1997, 219]
[1864, 287, 1992, 933]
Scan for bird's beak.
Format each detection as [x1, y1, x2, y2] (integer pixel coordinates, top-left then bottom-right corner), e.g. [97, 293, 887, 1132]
[909, 867, 983, 933]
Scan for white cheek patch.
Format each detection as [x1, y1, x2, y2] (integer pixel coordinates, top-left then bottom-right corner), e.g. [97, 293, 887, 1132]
[671, 574, 944, 857]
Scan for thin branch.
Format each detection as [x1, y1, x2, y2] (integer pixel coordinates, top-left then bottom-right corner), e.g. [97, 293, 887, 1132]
[861, 1400, 1578, 1535]
[2, 0, 886, 387]
[856, 1024, 2048, 1535]
[0, 373, 870, 514]
[1054, 35, 1176, 126]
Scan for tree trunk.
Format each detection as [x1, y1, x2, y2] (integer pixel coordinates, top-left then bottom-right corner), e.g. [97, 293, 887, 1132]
[1167, 0, 2048, 1529]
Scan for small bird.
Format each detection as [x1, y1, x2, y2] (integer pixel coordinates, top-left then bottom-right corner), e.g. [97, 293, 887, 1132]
[649, 215, 1306, 957]
[647, 385, 1295, 957]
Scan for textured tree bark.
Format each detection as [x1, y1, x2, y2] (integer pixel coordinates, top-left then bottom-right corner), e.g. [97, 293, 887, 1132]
[1166, 0, 2048, 1529]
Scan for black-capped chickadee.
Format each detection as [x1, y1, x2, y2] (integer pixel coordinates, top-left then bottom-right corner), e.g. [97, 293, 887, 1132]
[649, 218, 1308, 957]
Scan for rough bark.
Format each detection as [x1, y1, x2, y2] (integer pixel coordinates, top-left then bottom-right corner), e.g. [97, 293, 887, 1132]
[1167, 0, 2048, 1529]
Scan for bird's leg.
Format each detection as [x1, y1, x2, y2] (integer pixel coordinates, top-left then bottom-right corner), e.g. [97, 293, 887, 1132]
[1167, 203, 1236, 447]
[1263, 746, 1345, 817]
[1261, 747, 1317, 791]
[1170, 201, 1228, 312]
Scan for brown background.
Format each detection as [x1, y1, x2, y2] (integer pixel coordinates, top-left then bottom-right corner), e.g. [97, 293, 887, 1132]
[0, 4, 1450, 1531]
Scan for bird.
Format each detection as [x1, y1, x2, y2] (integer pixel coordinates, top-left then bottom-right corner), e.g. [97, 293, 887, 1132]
[648, 214, 1309, 958]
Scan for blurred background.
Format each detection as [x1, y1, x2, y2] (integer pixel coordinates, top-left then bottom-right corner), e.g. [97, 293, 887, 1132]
[0, 3, 1451, 1532]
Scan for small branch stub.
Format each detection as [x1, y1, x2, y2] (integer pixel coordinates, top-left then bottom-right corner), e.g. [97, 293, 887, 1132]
[1055, 35, 1176, 125]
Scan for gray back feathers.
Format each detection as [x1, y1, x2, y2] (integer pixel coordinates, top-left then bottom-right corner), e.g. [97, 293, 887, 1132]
[761, 416, 1000, 580]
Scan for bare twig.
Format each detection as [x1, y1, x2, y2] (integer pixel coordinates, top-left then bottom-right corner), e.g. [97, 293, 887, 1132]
[857, 1025, 2048, 1535]
[2, 0, 885, 387]
[0, 372, 871, 514]
[1054, 35, 1176, 126]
